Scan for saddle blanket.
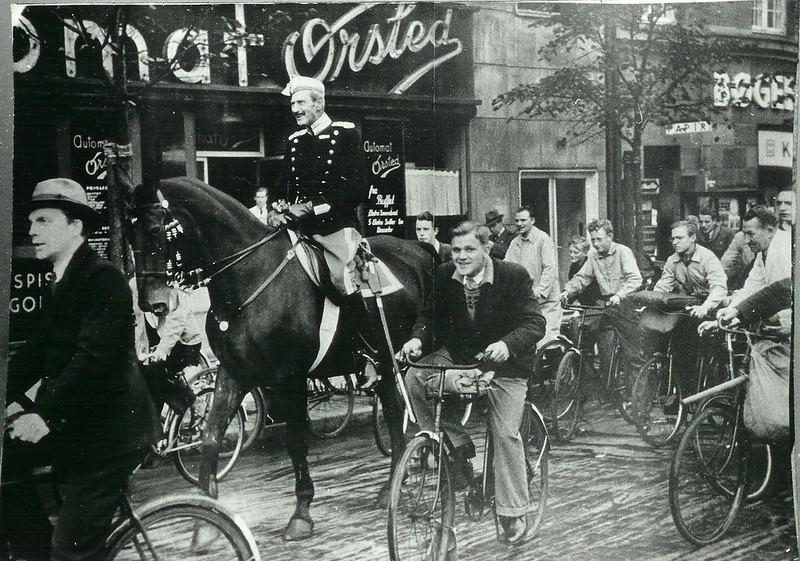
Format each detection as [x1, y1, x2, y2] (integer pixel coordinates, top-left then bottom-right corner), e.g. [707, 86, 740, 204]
[287, 230, 403, 372]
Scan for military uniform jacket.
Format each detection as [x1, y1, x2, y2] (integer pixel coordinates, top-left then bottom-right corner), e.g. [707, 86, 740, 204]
[272, 117, 367, 236]
[7, 243, 158, 472]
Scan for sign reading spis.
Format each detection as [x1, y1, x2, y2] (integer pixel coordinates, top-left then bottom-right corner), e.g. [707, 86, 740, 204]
[13, 3, 463, 95]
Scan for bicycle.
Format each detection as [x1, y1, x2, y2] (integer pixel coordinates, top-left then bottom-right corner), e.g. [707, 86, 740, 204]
[1, 464, 260, 561]
[386, 356, 549, 560]
[150, 368, 246, 486]
[668, 323, 782, 546]
[630, 306, 728, 448]
[545, 302, 635, 439]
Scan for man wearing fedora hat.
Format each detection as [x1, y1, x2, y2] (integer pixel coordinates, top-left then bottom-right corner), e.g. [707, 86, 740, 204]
[2, 178, 157, 560]
[269, 75, 367, 298]
[485, 209, 516, 259]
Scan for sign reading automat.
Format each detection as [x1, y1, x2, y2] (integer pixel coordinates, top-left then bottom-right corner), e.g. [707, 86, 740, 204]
[71, 130, 111, 259]
[362, 122, 405, 237]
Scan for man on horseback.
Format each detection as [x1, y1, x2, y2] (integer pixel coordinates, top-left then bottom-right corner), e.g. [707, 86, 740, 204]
[268, 75, 368, 299]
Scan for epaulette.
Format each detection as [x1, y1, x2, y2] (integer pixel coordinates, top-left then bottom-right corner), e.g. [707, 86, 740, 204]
[288, 129, 308, 140]
[331, 121, 355, 129]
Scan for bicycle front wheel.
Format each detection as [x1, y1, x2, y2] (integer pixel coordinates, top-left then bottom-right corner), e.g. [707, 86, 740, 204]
[521, 402, 549, 538]
[307, 375, 355, 438]
[174, 388, 245, 485]
[388, 436, 455, 561]
[669, 404, 746, 546]
[631, 355, 684, 448]
[107, 494, 259, 561]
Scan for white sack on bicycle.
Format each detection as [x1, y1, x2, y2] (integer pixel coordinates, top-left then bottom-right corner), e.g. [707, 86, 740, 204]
[744, 339, 790, 441]
[424, 369, 495, 395]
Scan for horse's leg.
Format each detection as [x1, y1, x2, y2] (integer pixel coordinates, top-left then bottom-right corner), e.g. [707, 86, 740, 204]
[281, 371, 315, 541]
[199, 364, 244, 499]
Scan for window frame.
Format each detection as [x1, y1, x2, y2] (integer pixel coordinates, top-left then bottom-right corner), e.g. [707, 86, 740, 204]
[752, 0, 786, 36]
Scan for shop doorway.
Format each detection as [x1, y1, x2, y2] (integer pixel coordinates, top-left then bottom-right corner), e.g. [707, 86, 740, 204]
[519, 170, 599, 285]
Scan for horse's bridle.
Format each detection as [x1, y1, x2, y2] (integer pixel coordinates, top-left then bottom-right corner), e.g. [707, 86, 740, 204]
[130, 190, 300, 323]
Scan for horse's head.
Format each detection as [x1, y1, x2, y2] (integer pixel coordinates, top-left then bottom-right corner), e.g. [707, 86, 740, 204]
[127, 183, 184, 316]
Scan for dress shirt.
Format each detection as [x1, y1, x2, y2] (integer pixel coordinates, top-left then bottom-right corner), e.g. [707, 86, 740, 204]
[454, 259, 493, 287]
[249, 205, 270, 224]
[654, 244, 727, 308]
[563, 241, 642, 300]
[730, 228, 792, 306]
[504, 226, 560, 302]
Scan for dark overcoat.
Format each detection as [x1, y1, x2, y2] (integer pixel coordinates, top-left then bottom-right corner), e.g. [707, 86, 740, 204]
[411, 258, 546, 379]
[6, 243, 158, 472]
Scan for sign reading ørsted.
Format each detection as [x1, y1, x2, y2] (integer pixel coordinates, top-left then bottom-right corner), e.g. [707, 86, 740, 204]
[362, 122, 405, 237]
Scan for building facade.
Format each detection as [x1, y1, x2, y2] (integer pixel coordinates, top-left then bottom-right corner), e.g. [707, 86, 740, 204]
[9, 2, 798, 339]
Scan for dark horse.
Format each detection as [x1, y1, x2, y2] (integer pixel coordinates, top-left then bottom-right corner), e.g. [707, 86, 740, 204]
[127, 176, 434, 540]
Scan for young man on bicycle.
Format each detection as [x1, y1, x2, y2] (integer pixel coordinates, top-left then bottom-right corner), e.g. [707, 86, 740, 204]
[640, 220, 728, 386]
[3, 178, 158, 561]
[400, 221, 546, 544]
[560, 219, 645, 383]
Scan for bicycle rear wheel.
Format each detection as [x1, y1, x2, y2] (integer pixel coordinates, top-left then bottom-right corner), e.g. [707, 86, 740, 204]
[107, 494, 259, 561]
[307, 374, 355, 438]
[528, 339, 568, 415]
[631, 355, 684, 448]
[521, 402, 549, 538]
[174, 388, 245, 485]
[387, 436, 455, 561]
[550, 348, 581, 441]
[669, 404, 746, 545]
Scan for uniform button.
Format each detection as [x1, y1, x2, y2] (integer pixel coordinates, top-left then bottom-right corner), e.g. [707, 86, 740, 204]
[329, 150, 334, 155]
[321, 180, 327, 184]
[293, 139, 298, 143]
[295, 176, 300, 180]
[327, 160, 332, 164]
[291, 147, 296, 152]
[331, 139, 336, 145]
[333, 130, 339, 136]
[291, 157, 295, 162]
[325, 171, 330, 175]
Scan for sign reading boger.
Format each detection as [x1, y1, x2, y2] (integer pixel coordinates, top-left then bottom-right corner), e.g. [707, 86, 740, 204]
[714, 71, 795, 111]
[362, 122, 405, 237]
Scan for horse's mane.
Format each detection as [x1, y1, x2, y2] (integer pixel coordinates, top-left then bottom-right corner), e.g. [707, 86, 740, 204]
[158, 176, 275, 237]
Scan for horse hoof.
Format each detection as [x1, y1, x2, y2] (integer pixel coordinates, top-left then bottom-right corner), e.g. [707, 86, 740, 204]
[283, 515, 314, 541]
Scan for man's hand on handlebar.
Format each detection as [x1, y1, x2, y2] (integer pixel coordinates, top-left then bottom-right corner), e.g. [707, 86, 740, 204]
[607, 294, 621, 307]
[697, 319, 718, 336]
[397, 338, 423, 361]
[560, 291, 571, 305]
[6, 413, 50, 443]
[687, 303, 711, 319]
[716, 305, 740, 326]
[483, 341, 509, 363]
[142, 349, 168, 365]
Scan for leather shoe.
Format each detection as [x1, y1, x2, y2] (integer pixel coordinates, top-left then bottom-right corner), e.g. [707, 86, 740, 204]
[501, 515, 528, 545]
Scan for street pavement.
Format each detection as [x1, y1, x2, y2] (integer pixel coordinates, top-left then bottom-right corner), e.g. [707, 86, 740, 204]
[129, 394, 796, 561]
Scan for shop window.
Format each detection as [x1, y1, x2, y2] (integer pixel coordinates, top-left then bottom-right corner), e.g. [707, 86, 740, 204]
[405, 167, 461, 217]
[752, 0, 785, 34]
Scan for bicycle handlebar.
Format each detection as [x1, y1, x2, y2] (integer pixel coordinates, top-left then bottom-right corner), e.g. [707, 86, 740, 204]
[401, 352, 486, 371]
[560, 302, 607, 311]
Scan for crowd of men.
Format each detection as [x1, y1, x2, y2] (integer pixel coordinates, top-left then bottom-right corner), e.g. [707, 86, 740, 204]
[2, 69, 795, 558]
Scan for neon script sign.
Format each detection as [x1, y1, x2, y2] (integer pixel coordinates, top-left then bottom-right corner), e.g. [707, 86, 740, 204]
[282, 4, 463, 94]
[14, 4, 464, 95]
